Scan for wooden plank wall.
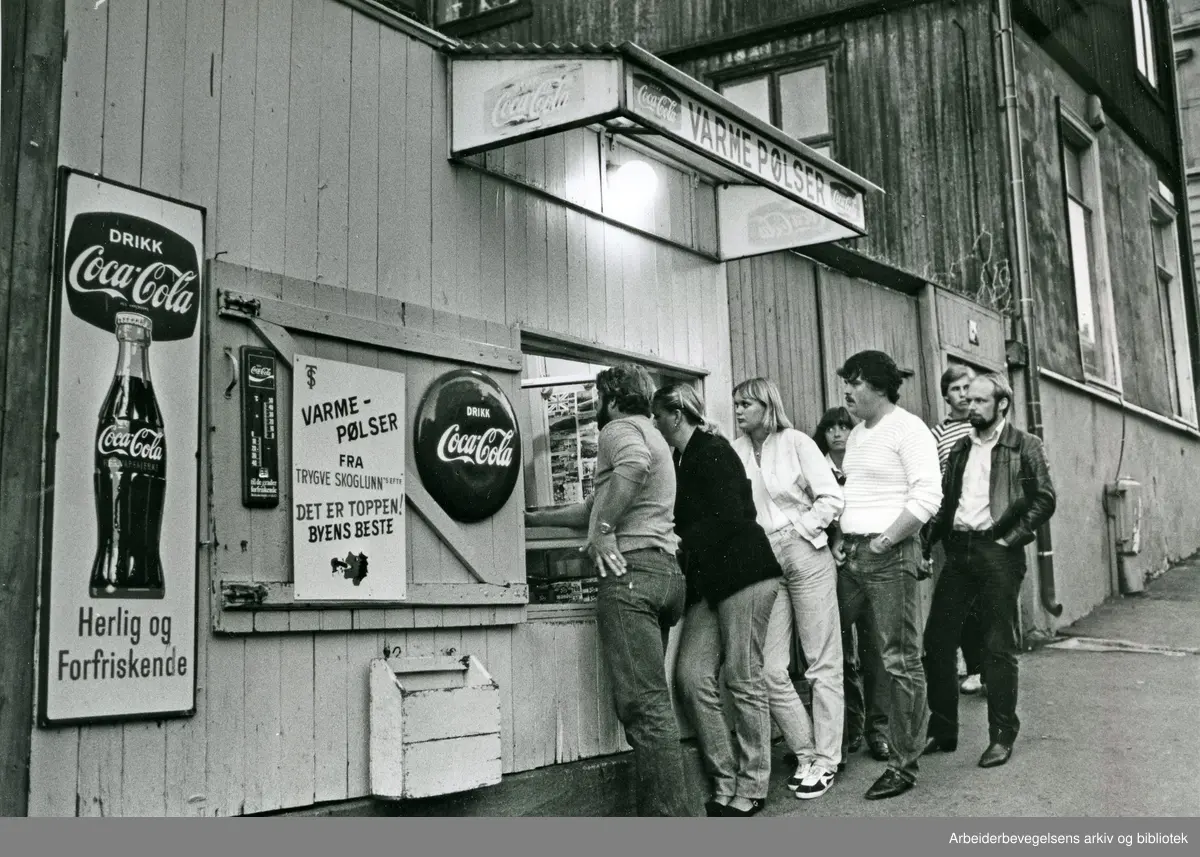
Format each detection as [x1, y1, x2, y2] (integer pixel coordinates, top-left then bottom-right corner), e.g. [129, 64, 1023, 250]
[727, 252, 932, 434]
[1017, 27, 1179, 417]
[30, 0, 730, 816]
[0, 0, 66, 818]
[477, 0, 892, 51]
[726, 253, 825, 434]
[481, 130, 719, 258]
[934, 289, 1007, 371]
[817, 267, 931, 425]
[474, 0, 1010, 317]
[680, 0, 1008, 300]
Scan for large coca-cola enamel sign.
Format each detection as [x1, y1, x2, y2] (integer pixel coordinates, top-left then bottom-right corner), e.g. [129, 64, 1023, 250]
[40, 169, 203, 726]
[63, 211, 200, 340]
[414, 369, 521, 523]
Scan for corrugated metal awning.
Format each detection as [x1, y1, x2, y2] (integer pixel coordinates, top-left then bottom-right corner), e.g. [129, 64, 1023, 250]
[442, 41, 883, 260]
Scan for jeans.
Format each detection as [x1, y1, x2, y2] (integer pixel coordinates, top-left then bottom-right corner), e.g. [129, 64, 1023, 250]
[595, 548, 694, 816]
[838, 534, 928, 784]
[676, 578, 778, 800]
[842, 612, 888, 749]
[923, 532, 1024, 745]
[763, 530, 844, 771]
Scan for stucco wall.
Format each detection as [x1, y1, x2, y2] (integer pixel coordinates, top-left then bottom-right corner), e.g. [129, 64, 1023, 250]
[1034, 377, 1200, 631]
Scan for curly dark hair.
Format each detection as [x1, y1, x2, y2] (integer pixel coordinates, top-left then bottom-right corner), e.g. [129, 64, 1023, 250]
[595, 363, 656, 417]
[836, 349, 912, 404]
[813, 406, 856, 455]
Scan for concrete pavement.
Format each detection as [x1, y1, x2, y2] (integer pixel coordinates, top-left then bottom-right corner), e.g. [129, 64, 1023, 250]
[755, 556, 1200, 817]
[294, 556, 1200, 817]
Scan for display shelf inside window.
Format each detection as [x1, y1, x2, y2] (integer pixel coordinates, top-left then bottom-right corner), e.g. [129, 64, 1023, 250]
[523, 381, 600, 606]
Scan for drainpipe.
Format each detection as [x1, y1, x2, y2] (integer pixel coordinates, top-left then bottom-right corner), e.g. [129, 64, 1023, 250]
[996, 0, 1063, 617]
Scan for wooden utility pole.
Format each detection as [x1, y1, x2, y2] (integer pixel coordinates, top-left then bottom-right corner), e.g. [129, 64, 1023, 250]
[0, 0, 65, 816]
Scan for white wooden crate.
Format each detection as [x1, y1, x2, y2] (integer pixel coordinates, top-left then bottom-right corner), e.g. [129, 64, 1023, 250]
[369, 655, 502, 800]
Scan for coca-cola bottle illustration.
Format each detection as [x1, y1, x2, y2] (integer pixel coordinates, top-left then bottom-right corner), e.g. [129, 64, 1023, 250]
[90, 311, 167, 599]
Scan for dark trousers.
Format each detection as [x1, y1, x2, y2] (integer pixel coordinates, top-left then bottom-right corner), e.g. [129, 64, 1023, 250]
[923, 532, 1024, 745]
[595, 548, 695, 816]
[842, 613, 888, 748]
[960, 598, 985, 676]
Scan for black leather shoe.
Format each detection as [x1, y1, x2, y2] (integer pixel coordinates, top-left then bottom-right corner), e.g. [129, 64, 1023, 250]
[868, 736, 891, 761]
[705, 799, 729, 817]
[847, 734, 864, 754]
[922, 736, 957, 755]
[722, 798, 765, 817]
[864, 769, 913, 800]
[978, 741, 1013, 768]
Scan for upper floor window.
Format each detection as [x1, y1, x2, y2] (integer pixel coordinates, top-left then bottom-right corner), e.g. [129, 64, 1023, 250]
[1132, 0, 1158, 87]
[1149, 190, 1197, 422]
[410, 0, 532, 35]
[718, 62, 833, 157]
[1060, 112, 1121, 388]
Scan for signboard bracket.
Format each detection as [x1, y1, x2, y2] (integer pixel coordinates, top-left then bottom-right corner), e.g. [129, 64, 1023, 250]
[216, 579, 528, 612]
[405, 480, 510, 586]
[217, 280, 522, 372]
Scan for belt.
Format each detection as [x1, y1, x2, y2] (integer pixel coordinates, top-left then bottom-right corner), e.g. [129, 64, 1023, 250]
[840, 532, 881, 542]
[950, 526, 1000, 539]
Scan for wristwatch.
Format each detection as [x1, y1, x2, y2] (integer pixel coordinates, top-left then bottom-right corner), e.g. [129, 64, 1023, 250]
[876, 534, 893, 549]
[598, 521, 615, 536]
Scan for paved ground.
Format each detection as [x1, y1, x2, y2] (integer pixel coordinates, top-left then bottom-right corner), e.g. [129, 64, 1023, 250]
[758, 557, 1200, 818]
[312, 558, 1200, 817]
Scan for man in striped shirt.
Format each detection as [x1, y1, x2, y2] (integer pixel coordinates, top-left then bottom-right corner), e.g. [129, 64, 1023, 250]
[832, 350, 942, 800]
[931, 365, 976, 469]
[930, 365, 986, 697]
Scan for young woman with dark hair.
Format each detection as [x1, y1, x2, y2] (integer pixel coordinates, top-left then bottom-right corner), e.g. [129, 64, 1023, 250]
[651, 384, 781, 817]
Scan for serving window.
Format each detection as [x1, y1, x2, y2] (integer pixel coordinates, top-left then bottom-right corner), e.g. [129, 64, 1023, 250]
[517, 333, 706, 617]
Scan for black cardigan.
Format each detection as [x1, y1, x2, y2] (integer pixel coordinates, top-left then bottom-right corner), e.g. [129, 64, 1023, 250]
[673, 429, 782, 606]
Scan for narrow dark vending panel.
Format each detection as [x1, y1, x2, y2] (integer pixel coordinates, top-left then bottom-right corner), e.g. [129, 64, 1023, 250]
[240, 346, 280, 508]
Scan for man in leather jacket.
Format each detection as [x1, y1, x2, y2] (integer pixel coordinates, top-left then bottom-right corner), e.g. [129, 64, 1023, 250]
[921, 372, 1056, 769]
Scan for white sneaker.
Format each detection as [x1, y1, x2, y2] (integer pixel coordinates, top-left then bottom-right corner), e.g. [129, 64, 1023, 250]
[960, 674, 983, 694]
[786, 760, 813, 791]
[795, 764, 835, 800]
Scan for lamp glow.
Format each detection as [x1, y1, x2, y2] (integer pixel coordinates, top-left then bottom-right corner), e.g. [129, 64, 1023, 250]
[607, 159, 659, 205]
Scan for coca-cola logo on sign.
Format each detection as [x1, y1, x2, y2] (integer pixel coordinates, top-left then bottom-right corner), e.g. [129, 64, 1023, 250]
[827, 181, 862, 223]
[437, 425, 515, 468]
[248, 363, 275, 386]
[63, 212, 201, 341]
[630, 74, 683, 131]
[486, 62, 579, 130]
[747, 201, 824, 245]
[97, 425, 166, 462]
[414, 370, 521, 523]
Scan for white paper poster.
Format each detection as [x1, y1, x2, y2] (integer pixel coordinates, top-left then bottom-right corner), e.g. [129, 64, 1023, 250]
[292, 355, 406, 601]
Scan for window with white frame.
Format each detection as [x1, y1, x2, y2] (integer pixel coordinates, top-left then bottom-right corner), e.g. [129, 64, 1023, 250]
[1060, 112, 1121, 387]
[1149, 190, 1197, 422]
[718, 62, 834, 157]
[520, 347, 704, 610]
[1132, 0, 1158, 87]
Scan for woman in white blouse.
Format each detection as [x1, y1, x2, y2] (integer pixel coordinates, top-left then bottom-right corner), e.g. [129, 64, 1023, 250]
[731, 378, 845, 801]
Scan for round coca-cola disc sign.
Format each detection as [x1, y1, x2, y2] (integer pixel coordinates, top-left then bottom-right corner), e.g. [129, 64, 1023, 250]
[414, 369, 521, 523]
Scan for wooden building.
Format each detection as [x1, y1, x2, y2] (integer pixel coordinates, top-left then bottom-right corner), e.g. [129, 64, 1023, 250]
[5, 0, 1195, 818]
[1, 0, 926, 818]
[1174, 0, 1200, 308]
[474, 0, 1200, 632]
